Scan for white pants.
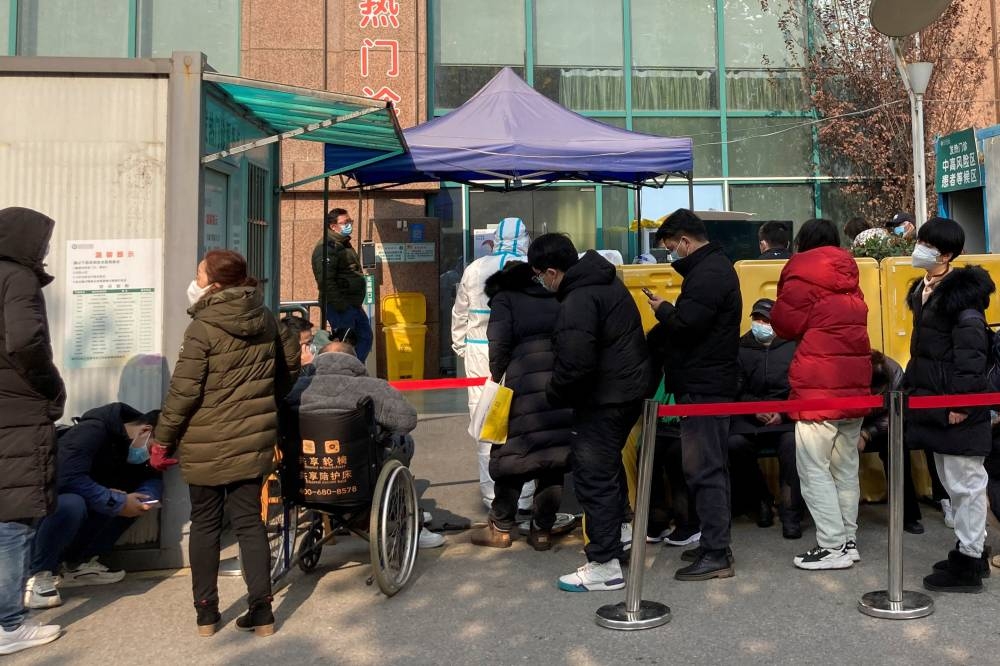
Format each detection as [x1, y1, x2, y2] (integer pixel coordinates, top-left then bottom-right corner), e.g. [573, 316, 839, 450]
[934, 453, 988, 558]
[464, 344, 533, 510]
[795, 419, 862, 549]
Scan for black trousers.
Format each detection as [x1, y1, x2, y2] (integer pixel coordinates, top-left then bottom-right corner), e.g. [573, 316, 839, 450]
[189, 477, 271, 609]
[680, 395, 732, 552]
[490, 468, 564, 531]
[572, 402, 642, 564]
[648, 428, 699, 536]
[727, 430, 804, 526]
[870, 435, 922, 524]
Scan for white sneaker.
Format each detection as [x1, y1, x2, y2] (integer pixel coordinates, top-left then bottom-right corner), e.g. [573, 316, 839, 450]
[621, 523, 633, 552]
[0, 621, 62, 655]
[793, 545, 853, 570]
[845, 540, 861, 562]
[24, 572, 63, 609]
[418, 527, 445, 549]
[558, 559, 626, 592]
[60, 557, 125, 587]
[942, 499, 956, 529]
[646, 528, 673, 544]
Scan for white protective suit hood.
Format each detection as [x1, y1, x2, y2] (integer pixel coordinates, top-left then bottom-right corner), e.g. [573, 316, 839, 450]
[493, 217, 530, 256]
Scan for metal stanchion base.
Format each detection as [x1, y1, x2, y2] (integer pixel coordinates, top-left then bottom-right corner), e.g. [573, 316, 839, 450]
[219, 556, 242, 577]
[858, 590, 934, 620]
[595, 601, 671, 631]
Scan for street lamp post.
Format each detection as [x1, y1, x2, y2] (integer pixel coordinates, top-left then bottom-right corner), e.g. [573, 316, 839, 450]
[891, 42, 934, 226]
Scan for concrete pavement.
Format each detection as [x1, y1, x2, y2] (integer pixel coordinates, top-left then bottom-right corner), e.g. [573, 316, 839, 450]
[9, 407, 1000, 665]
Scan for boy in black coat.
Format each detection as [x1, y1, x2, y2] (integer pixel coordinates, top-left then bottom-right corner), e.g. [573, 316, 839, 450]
[528, 234, 653, 592]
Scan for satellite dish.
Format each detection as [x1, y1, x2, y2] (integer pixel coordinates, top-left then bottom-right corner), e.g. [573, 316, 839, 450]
[869, 0, 953, 37]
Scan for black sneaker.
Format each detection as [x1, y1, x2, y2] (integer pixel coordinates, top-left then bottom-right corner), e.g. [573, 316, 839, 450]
[663, 525, 701, 547]
[793, 545, 853, 571]
[235, 602, 275, 637]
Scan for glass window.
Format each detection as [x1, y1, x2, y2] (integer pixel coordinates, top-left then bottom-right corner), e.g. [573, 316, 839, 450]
[819, 182, 866, 226]
[602, 185, 631, 259]
[726, 117, 814, 177]
[729, 184, 815, 233]
[633, 117, 723, 178]
[532, 187, 597, 250]
[0, 3, 9, 55]
[724, 0, 807, 110]
[631, 0, 717, 110]
[433, 0, 525, 109]
[18, 0, 130, 56]
[641, 184, 725, 219]
[138, 0, 240, 74]
[534, 0, 624, 111]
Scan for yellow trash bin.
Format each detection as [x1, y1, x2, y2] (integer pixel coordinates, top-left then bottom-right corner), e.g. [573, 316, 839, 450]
[382, 324, 427, 380]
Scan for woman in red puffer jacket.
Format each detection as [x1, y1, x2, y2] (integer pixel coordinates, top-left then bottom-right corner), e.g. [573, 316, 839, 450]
[771, 219, 872, 572]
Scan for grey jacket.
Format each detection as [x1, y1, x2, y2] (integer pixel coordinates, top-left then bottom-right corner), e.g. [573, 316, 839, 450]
[286, 352, 417, 434]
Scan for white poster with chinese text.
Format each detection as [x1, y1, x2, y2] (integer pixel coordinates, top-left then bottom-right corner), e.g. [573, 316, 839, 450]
[64, 239, 163, 369]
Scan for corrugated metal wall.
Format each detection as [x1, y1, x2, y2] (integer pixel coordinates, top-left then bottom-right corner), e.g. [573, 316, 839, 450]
[0, 75, 168, 420]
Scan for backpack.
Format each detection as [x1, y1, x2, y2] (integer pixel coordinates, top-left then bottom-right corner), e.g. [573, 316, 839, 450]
[958, 309, 1000, 392]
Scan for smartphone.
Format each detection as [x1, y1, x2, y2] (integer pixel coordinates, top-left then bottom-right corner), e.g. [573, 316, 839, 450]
[141, 499, 161, 507]
[641, 287, 655, 299]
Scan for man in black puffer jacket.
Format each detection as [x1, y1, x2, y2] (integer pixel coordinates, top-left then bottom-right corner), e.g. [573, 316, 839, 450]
[529, 234, 653, 592]
[647, 209, 741, 582]
[469, 261, 572, 552]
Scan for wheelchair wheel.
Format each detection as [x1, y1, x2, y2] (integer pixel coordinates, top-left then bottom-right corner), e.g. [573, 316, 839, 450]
[369, 459, 419, 596]
[297, 513, 324, 573]
[263, 474, 296, 583]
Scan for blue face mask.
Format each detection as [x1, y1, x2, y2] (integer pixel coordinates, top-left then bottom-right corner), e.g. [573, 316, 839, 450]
[893, 225, 906, 236]
[341, 223, 353, 236]
[127, 431, 151, 465]
[751, 321, 775, 344]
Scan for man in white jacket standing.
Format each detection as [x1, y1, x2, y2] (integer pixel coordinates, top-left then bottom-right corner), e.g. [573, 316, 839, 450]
[452, 218, 534, 512]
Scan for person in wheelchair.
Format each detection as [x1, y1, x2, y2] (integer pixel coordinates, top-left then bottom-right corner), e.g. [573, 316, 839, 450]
[285, 340, 444, 549]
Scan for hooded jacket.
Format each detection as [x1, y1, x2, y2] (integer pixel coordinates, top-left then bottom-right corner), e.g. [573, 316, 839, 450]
[771, 246, 871, 421]
[312, 231, 366, 312]
[548, 251, 653, 408]
[451, 218, 530, 362]
[904, 266, 996, 456]
[155, 286, 300, 487]
[652, 242, 742, 398]
[285, 351, 417, 435]
[484, 262, 571, 478]
[730, 331, 797, 435]
[0, 207, 65, 521]
[57, 402, 160, 516]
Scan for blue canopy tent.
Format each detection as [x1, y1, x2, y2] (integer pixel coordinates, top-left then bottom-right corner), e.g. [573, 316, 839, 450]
[323, 67, 693, 193]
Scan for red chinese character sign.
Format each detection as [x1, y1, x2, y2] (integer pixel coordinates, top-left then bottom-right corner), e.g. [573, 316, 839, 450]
[354, 0, 412, 125]
[359, 0, 400, 28]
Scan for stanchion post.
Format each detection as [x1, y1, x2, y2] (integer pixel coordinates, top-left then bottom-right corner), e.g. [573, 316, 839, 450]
[596, 399, 671, 630]
[859, 390, 934, 619]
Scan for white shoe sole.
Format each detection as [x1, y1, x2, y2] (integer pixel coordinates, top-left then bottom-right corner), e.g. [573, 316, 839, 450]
[24, 594, 62, 609]
[664, 532, 702, 547]
[60, 572, 125, 588]
[847, 549, 861, 562]
[0, 631, 62, 655]
[794, 557, 853, 570]
[557, 578, 626, 592]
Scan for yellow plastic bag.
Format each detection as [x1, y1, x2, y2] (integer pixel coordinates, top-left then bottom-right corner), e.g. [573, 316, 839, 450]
[478, 379, 513, 445]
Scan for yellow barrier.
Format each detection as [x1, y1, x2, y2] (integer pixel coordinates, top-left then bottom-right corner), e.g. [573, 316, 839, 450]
[733, 260, 784, 335]
[856, 258, 884, 353]
[617, 264, 682, 333]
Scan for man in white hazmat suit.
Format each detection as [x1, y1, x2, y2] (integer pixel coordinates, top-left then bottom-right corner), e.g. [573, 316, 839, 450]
[452, 218, 534, 511]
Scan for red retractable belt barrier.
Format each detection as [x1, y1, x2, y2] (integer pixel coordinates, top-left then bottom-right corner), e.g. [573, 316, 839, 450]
[389, 377, 487, 391]
[656, 395, 883, 418]
[908, 393, 1000, 410]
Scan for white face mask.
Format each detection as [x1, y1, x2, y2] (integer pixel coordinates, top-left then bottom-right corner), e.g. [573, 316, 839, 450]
[187, 279, 211, 306]
[911, 244, 941, 271]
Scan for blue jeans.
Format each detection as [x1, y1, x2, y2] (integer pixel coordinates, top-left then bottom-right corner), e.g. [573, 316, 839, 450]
[326, 305, 373, 362]
[0, 521, 35, 630]
[30, 480, 161, 575]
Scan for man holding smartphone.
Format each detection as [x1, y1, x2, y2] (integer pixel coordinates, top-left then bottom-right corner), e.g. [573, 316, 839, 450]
[23, 403, 169, 609]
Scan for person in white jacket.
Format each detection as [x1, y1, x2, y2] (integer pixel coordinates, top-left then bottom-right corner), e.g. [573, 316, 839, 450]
[452, 218, 534, 511]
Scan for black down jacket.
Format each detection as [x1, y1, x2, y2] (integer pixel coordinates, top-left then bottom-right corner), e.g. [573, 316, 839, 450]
[729, 332, 796, 435]
[0, 207, 65, 522]
[484, 262, 571, 478]
[548, 251, 654, 408]
[653, 242, 742, 399]
[904, 266, 996, 456]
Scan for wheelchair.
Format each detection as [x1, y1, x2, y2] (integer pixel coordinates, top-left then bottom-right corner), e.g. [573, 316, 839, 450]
[264, 397, 420, 596]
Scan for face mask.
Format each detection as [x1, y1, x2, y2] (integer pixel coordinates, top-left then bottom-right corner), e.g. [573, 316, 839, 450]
[751, 321, 775, 344]
[340, 223, 353, 236]
[893, 225, 906, 236]
[668, 251, 681, 263]
[187, 279, 211, 306]
[127, 431, 152, 465]
[533, 272, 557, 293]
[911, 244, 941, 270]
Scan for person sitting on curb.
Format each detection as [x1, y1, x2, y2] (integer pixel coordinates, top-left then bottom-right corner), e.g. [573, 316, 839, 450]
[284, 341, 444, 549]
[24, 403, 166, 609]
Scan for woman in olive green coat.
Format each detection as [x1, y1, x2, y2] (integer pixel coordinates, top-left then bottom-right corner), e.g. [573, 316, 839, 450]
[153, 250, 299, 638]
